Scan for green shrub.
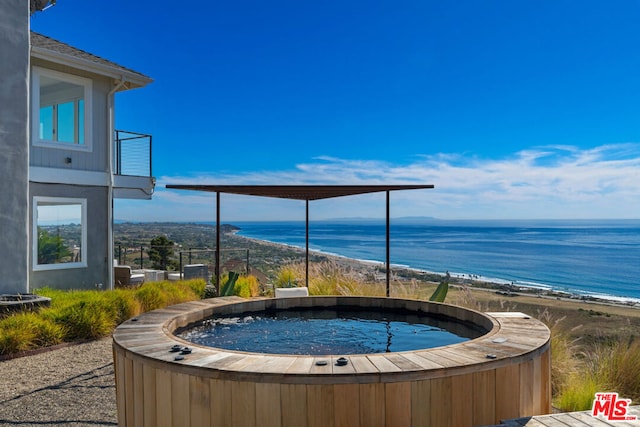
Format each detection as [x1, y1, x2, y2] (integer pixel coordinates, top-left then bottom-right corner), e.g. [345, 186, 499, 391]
[104, 289, 142, 324]
[47, 299, 116, 340]
[586, 338, 640, 404]
[555, 373, 599, 411]
[135, 285, 168, 312]
[0, 312, 66, 355]
[0, 313, 40, 354]
[183, 279, 207, 299]
[275, 267, 298, 288]
[234, 276, 259, 298]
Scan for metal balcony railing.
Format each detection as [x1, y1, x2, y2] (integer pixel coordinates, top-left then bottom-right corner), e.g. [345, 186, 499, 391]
[114, 130, 152, 177]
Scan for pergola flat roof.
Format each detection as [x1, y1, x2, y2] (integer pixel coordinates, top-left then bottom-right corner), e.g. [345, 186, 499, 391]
[165, 184, 434, 200]
[166, 184, 435, 296]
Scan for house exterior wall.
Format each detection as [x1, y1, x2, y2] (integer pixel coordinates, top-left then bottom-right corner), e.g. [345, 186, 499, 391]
[29, 182, 110, 291]
[29, 58, 109, 173]
[0, 0, 30, 294]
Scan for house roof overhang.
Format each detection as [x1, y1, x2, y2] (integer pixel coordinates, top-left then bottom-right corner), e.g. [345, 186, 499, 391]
[30, 32, 153, 91]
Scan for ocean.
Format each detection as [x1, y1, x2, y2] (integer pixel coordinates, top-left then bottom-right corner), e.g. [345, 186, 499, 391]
[234, 219, 640, 302]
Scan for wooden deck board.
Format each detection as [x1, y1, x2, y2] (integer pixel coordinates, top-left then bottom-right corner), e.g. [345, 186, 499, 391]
[495, 406, 640, 427]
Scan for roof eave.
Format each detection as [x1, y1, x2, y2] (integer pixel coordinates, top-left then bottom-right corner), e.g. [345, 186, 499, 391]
[31, 46, 153, 90]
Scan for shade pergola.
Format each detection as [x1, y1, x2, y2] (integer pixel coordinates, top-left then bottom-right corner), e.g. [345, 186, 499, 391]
[165, 184, 434, 296]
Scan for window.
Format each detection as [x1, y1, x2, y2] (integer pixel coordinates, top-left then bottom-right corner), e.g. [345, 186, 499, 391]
[32, 67, 92, 150]
[33, 197, 87, 271]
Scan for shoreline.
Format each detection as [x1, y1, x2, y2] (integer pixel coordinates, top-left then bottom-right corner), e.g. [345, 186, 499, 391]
[232, 232, 640, 309]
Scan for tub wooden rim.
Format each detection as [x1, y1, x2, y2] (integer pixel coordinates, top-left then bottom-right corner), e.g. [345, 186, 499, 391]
[112, 296, 550, 384]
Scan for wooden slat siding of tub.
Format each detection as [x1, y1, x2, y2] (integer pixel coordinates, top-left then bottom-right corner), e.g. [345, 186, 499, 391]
[133, 359, 145, 427]
[495, 363, 521, 421]
[255, 382, 281, 427]
[410, 380, 430, 427]
[473, 369, 497, 426]
[210, 379, 232, 426]
[334, 383, 360, 427]
[430, 377, 453, 427]
[281, 384, 307, 427]
[308, 384, 335, 427]
[189, 375, 211, 426]
[452, 373, 474, 427]
[231, 381, 256, 427]
[114, 350, 126, 427]
[541, 347, 552, 412]
[359, 383, 385, 427]
[171, 372, 190, 426]
[385, 382, 411, 427]
[519, 358, 535, 416]
[142, 363, 156, 427]
[155, 369, 172, 427]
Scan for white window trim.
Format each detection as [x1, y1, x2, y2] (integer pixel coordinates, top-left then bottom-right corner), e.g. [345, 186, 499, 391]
[33, 196, 88, 271]
[31, 67, 93, 152]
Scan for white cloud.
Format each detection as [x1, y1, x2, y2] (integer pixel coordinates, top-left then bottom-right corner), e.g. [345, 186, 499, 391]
[115, 143, 640, 221]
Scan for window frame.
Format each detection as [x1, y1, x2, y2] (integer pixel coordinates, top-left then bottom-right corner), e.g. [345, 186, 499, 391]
[33, 196, 88, 271]
[31, 67, 93, 152]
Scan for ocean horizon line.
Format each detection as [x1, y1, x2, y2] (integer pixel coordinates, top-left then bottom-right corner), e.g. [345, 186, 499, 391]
[116, 218, 640, 227]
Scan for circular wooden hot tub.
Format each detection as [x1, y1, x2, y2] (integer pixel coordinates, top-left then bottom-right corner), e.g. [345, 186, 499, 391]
[112, 296, 551, 427]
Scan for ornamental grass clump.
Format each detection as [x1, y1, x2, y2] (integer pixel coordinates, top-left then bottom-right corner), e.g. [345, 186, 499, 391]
[0, 280, 208, 356]
[0, 312, 65, 354]
[234, 275, 260, 298]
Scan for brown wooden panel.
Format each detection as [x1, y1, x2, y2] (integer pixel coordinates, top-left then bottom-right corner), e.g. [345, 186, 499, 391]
[411, 380, 431, 427]
[334, 384, 360, 427]
[473, 369, 496, 426]
[281, 384, 307, 427]
[231, 381, 256, 427]
[540, 349, 552, 414]
[495, 364, 520, 421]
[256, 383, 282, 427]
[210, 379, 232, 427]
[171, 372, 190, 427]
[308, 384, 335, 427]
[532, 354, 542, 414]
[359, 383, 385, 427]
[190, 376, 211, 427]
[124, 356, 135, 427]
[155, 369, 172, 427]
[142, 364, 157, 427]
[114, 351, 126, 426]
[519, 359, 534, 416]
[430, 377, 452, 427]
[385, 382, 411, 427]
[133, 359, 145, 427]
[451, 373, 473, 427]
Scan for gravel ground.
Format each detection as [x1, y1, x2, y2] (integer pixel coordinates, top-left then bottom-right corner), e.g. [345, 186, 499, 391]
[0, 338, 117, 426]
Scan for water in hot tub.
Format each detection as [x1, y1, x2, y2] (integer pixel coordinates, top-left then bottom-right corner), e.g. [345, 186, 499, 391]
[177, 309, 484, 355]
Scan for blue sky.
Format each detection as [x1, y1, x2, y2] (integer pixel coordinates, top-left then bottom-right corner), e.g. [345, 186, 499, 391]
[31, 0, 640, 221]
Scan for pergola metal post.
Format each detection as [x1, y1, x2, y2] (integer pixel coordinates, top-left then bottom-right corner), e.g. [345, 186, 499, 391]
[306, 199, 309, 288]
[216, 191, 221, 295]
[386, 190, 390, 297]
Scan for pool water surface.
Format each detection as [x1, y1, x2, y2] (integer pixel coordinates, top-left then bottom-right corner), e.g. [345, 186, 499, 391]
[178, 308, 484, 355]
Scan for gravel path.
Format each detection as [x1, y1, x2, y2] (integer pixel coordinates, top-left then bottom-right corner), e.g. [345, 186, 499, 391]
[0, 338, 117, 426]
